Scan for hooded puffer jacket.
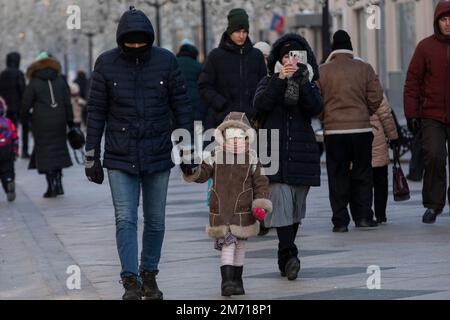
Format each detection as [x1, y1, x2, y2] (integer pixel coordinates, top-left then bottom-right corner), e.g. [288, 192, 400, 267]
[86, 7, 193, 175]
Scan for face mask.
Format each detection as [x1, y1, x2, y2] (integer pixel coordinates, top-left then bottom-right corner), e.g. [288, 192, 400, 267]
[122, 44, 149, 60]
[225, 128, 246, 140]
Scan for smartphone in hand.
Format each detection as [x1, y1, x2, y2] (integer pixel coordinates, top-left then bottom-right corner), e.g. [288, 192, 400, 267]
[289, 50, 307, 70]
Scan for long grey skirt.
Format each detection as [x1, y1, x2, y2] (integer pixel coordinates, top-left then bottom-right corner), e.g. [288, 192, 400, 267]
[264, 183, 310, 228]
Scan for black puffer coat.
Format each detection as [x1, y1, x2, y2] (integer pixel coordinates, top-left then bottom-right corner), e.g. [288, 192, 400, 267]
[254, 34, 323, 186]
[0, 52, 26, 116]
[22, 57, 73, 173]
[85, 8, 193, 175]
[198, 32, 267, 129]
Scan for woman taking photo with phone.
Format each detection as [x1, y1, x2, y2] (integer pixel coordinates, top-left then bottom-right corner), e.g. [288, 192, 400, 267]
[253, 34, 323, 281]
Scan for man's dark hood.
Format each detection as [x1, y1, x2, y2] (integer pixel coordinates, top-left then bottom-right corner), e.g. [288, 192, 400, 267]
[6, 52, 20, 69]
[434, 0, 450, 43]
[267, 33, 319, 81]
[116, 7, 155, 49]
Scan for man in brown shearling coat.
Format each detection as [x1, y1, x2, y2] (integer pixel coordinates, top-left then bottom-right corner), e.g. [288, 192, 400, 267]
[317, 30, 383, 233]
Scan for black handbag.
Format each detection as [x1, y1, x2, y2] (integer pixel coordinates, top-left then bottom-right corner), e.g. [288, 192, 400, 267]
[392, 147, 410, 201]
[67, 126, 86, 164]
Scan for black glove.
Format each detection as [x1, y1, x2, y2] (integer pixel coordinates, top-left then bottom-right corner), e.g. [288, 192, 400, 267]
[67, 121, 75, 130]
[292, 63, 310, 86]
[407, 118, 421, 134]
[180, 163, 197, 176]
[389, 139, 399, 149]
[85, 149, 104, 184]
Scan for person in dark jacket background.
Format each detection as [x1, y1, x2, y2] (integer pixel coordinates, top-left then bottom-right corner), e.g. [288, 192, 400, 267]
[0, 52, 28, 157]
[74, 70, 89, 126]
[198, 8, 267, 130]
[177, 43, 206, 122]
[22, 52, 74, 198]
[254, 33, 323, 281]
[404, 0, 450, 224]
[85, 7, 193, 300]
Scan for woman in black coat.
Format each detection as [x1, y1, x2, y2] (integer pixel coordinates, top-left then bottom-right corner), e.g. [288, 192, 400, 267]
[253, 34, 323, 281]
[22, 55, 73, 198]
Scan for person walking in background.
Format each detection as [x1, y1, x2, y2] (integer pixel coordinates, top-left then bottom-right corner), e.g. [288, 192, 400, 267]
[21, 52, 74, 198]
[85, 7, 192, 300]
[0, 52, 27, 157]
[198, 8, 267, 130]
[0, 97, 18, 202]
[404, 0, 450, 224]
[69, 82, 86, 128]
[367, 95, 398, 224]
[317, 30, 383, 232]
[177, 43, 206, 122]
[254, 34, 323, 280]
[254, 41, 271, 68]
[74, 70, 89, 126]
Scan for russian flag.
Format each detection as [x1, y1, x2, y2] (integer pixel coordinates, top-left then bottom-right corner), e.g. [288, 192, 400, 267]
[270, 13, 285, 33]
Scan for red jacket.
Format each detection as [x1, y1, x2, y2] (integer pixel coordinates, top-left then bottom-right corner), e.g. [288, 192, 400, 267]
[0, 116, 18, 156]
[404, 1, 450, 123]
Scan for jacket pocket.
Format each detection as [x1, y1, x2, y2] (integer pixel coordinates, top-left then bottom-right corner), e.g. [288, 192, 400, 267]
[107, 80, 119, 101]
[234, 189, 253, 214]
[151, 120, 172, 154]
[105, 123, 130, 156]
[209, 188, 220, 214]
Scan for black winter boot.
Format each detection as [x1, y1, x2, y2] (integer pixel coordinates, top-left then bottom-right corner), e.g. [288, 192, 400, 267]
[220, 265, 235, 297]
[277, 244, 291, 277]
[43, 173, 57, 198]
[285, 246, 301, 281]
[6, 180, 15, 202]
[55, 170, 64, 195]
[232, 266, 245, 295]
[140, 271, 163, 300]
[121, 276, 142, 300]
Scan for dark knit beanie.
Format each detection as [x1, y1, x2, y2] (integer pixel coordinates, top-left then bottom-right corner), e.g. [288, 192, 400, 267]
[332, 30, 353, 51]
[226, 8, 249, 35]
[278, 40, 304, 62]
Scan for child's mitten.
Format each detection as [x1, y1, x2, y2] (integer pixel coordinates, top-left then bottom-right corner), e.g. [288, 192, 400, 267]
[252, 208, 266, 221]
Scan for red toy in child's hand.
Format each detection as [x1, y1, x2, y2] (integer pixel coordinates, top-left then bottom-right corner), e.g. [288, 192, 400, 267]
[252, 208, 266, 221]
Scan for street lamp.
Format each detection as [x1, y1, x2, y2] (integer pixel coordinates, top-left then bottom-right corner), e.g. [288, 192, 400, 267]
[320, 0, 331, 61]
[143, 0, 179, 46]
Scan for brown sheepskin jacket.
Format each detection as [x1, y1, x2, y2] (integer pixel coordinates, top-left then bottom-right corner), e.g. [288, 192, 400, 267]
[183, 112, 272, 239]
[370, 95, 398, 167]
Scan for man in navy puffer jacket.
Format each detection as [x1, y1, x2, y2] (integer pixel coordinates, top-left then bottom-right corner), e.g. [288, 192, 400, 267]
[85, 6, 193, 300]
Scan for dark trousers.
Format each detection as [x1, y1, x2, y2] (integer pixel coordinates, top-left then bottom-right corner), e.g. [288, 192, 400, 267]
[6, 111, 18, 127]
[0, 148, 15, 193]
[409, 130, 424, 180]
[421, 119, 450, 210]
[325, 132, 374, 227]
[21, 118, 30, 155]
[372, 166, 388, 221]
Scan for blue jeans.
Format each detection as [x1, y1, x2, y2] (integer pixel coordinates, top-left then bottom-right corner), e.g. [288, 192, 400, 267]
[108, 169, 170, 278]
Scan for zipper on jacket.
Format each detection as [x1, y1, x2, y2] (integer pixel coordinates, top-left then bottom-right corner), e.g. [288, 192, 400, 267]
[240, 48, 243, 110]
[446, 45, 450, 122]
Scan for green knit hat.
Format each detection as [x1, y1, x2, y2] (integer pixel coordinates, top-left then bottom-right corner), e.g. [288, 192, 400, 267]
[226, 8, 249, 35]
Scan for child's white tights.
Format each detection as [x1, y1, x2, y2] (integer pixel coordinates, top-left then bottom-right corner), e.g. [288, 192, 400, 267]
[220, 241, 246, 266]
